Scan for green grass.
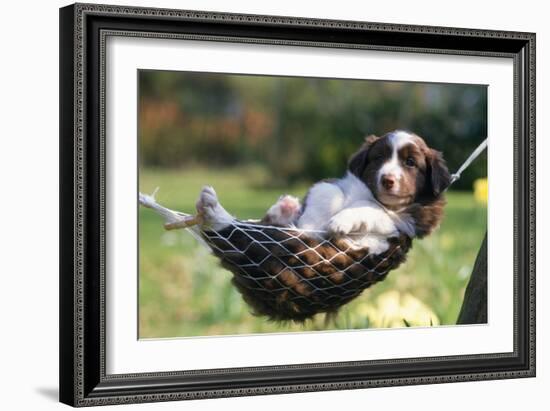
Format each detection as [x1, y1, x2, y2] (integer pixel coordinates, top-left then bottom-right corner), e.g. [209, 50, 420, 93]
[139, 166, 487, 338]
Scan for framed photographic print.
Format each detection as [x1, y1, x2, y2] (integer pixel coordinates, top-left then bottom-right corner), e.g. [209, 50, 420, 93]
[59, 3, 535, 407]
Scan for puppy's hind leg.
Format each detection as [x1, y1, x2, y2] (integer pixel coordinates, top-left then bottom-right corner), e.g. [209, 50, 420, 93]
[262, 195, 301, 226]
[196, 186, 235, 230]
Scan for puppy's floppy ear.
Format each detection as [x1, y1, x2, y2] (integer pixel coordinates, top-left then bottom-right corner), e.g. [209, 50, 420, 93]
[427, 149, 451, 197]
[348, 134, 379, 177]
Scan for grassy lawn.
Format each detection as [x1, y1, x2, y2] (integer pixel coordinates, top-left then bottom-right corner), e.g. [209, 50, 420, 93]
[139, 166, 487, 338]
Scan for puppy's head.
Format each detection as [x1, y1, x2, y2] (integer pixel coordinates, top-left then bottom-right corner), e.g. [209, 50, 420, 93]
[348, 130, 451, 209]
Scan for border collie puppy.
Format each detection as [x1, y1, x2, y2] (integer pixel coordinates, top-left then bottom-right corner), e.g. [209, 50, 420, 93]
[197, 130, 450, 254]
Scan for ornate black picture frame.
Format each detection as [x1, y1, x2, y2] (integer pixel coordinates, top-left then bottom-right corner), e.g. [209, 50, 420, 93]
[59, 3, 535, 407]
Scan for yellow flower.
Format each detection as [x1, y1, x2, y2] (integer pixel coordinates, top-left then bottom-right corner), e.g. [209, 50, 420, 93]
[358, 291, 440, 328]
[473, 178, 488, 205]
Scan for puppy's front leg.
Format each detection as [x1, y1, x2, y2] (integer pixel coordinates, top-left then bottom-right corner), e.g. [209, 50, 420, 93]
[327, 203, 398, 237]
[297, 182, 345, 231]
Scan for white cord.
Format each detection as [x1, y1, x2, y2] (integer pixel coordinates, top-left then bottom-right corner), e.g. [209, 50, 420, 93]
[449, 138, 488, 185]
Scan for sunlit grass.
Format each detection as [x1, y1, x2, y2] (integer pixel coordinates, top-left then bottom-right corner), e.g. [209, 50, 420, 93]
[139, 166, 487, 338]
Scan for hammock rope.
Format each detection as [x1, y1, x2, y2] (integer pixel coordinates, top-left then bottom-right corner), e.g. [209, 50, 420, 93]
[139, 138, 487, 321]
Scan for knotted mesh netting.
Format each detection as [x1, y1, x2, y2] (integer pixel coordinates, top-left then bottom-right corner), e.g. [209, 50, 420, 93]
[139, 191, 412, 322]
[187, 219, 412, 321]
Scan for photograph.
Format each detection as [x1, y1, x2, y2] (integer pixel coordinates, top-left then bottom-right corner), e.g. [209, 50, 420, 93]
[57, 2, 536, 406]
[137, 70, 488, 339]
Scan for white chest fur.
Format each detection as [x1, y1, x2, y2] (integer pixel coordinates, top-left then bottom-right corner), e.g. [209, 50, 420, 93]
[297, 173, 400, 254]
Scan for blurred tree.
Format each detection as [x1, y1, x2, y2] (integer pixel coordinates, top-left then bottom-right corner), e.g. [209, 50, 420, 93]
[139, 70, 487, 189]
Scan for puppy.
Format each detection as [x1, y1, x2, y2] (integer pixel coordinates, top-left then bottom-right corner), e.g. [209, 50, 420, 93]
[197, 130, 450, 254]
[260, 130, 451, 253]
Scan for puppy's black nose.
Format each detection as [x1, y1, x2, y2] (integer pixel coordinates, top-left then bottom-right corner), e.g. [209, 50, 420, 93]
[381, 175, 396, 190]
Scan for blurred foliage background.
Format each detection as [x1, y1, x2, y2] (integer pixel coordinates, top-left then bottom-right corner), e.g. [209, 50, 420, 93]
[138, 70, 487, 338]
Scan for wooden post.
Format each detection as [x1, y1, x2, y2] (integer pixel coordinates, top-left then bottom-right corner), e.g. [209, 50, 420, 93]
[457, 234, 487, 324]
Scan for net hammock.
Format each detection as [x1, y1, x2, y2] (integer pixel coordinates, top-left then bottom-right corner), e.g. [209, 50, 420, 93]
[139, 139, 487, 322]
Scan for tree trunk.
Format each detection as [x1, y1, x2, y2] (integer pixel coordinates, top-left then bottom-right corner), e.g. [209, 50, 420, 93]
[457, 234, 487, 324]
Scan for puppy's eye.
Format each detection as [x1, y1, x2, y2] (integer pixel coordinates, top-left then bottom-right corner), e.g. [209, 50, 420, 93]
[405, 157, 416, 167]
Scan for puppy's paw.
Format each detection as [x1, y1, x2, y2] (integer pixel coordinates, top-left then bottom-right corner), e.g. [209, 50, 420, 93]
[327, 211, 367, 237]
[196, 185, 217, 211]
[263, 195, 301, 226]
[277, 195, 301, 218]
[196, 186, 221, 220]
[195, 186, 235, 228]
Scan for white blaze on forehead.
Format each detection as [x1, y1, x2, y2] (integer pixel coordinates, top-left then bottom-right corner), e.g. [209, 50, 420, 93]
[377, 131, 417, 188]
[390, 130, 417, 150]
